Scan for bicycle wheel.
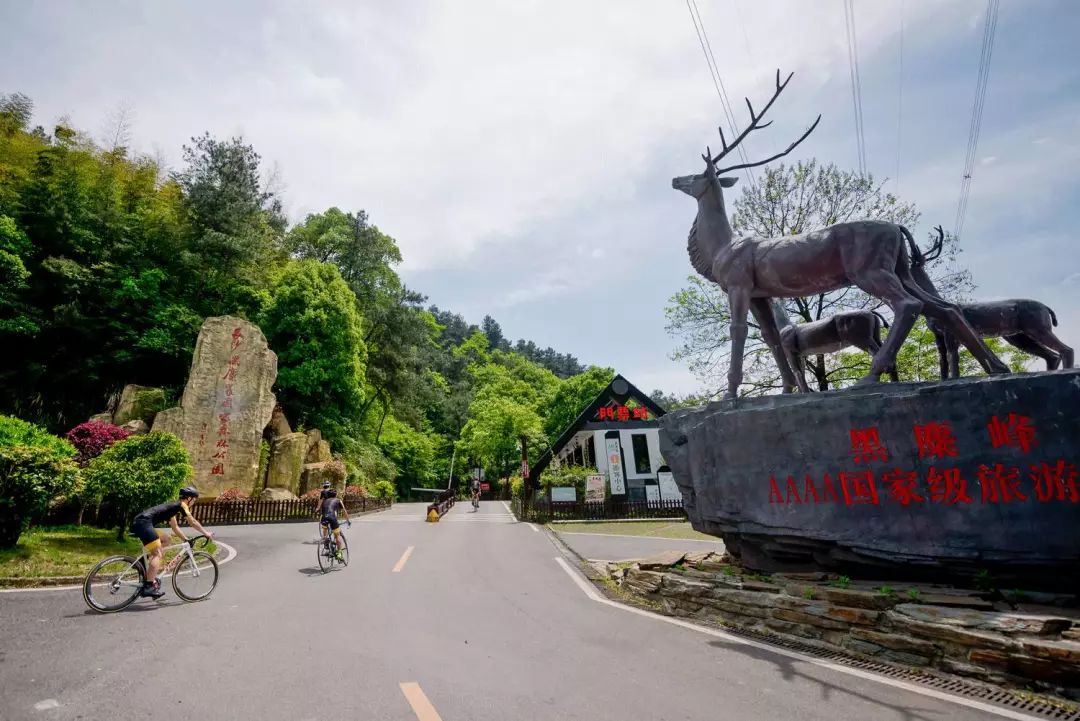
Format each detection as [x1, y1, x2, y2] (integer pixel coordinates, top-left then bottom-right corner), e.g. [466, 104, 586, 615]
[83, 555, 144, 613]
[171, 551, 219, 601]
[317, 536, 332, 573]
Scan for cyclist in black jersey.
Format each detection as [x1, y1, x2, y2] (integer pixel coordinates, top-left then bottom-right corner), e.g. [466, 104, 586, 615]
[130, 486, 214, 599]
[318, 488, 350, 561]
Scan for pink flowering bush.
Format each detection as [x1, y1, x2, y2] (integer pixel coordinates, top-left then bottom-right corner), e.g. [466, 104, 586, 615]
[65, 421, 130, 467]
[216, 487, 248, 503]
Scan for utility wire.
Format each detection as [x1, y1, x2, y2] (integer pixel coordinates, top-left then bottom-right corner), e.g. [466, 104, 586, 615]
[685, 0, 756, 186]
[954, 0, 999, 241]
[895, 0, 905, 195]
[843, 0, 868, 176]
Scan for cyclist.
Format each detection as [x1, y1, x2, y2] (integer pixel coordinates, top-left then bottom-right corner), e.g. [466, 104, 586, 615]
[470, 477, 481, 508]
[130, 486, 214, 599]
[319, 487, 351, 561]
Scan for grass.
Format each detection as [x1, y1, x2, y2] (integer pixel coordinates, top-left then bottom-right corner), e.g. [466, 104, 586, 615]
[0, 525, 218, 579]
[549, 520, 718, 541]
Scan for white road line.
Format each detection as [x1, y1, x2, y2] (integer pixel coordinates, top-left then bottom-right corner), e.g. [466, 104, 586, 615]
[556, 531, 724, 543]
[0, 540, 239, 594]
[501, 501, 512, 513]
[529, 524, 540, 533]
[392, 546, 415, 573]
[399, 682, 443, 721]
[553, 557, 1043, 721]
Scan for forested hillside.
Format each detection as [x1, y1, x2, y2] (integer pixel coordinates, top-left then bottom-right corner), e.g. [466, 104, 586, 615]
[0, 93, 608, 497]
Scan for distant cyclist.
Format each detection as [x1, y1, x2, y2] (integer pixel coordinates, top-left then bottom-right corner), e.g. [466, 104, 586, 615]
[470, 477, 481, 509]
[130, 486, 214, 599]
[319, 488, 350, 561]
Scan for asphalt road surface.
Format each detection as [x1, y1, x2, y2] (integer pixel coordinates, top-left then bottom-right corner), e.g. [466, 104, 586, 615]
[0, 502, 1025, 721]
[552, 529, 725, 562]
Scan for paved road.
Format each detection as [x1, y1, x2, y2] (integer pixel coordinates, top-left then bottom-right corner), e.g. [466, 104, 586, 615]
[0, 502, 1016, 720]
[552, 529, 725, 562]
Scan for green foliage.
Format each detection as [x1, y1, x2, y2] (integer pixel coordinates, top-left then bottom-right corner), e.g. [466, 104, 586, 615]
[260, 260, 366, 442]
[378, 415, 441, 496]
[907, 588, 921, 601]
[540, 464, 592, 499]
[371, 480, 396, 501]
[833, 575, 851, 589]
[878, 585, 896, 596]
[974, 569, 995, 593]
[0, 416, 79, 547]
[82, 432, 192, 537]
[803, 587, 815, 600]
[544, 367, 614, 439]
[509, 473, 524, 499]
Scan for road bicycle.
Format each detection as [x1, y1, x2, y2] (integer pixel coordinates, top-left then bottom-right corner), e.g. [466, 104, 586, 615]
[82, 535, 218, 613]
[317, 521, 350, 573]
[472, 494, 479, 510]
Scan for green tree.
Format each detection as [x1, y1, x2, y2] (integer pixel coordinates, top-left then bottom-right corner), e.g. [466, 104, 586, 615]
[260, 260, 367, 442]
[544, 367, 615, 439]
[82, 431, 191, 541]
[666, 160, 973, 395]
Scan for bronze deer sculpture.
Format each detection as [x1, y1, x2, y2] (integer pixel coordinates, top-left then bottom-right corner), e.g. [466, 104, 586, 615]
[908, 226, 1074, 378]
[771, 302, 898, 393]
[672, 70, 1009, 399]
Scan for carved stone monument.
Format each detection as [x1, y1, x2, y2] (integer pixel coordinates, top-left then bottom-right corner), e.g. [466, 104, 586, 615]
[153, 316, 277, 497]
[658, 370, 1080, 591]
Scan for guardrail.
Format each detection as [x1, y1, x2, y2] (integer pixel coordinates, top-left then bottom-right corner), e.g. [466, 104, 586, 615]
[427, 489, 455, 518]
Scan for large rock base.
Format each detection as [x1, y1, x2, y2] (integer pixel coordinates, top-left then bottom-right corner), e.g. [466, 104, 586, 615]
[659, 371, 1080, 591]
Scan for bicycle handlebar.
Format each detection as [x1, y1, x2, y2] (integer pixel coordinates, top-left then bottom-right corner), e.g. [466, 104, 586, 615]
[186, 534, 211, 549]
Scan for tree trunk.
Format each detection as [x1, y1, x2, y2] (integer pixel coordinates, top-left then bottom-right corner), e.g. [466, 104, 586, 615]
[814, 355, 829, 391]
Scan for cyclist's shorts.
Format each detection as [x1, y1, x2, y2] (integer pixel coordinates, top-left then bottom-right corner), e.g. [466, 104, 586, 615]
[131, 518, 162, 549]
[320, 514, 340, 531]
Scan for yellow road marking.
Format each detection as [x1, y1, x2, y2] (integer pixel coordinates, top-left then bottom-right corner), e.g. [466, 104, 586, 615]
[399, 682, 442, 721]
[392, 545, 415, 573]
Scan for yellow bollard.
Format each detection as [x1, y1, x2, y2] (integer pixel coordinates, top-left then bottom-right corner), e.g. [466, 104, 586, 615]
[426, 508, 440, 523]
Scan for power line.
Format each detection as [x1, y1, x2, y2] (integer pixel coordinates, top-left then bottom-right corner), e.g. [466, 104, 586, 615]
[954, 0, 1000, 241]
[895, 0, 905, 195]
[842, 0, 868, 176]
[685, 0, 756, 186]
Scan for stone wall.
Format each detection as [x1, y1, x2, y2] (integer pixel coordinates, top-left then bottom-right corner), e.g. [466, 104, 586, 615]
[608, 551, 1080, 699]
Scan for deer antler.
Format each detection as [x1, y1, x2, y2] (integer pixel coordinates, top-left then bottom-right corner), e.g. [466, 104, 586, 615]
[710, 69, 821, 175]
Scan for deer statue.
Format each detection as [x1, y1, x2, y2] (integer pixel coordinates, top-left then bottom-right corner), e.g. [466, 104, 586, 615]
[671, 69, 1010, 399]
[771, 302, 898, 393]
[908, 226, 1073, 379]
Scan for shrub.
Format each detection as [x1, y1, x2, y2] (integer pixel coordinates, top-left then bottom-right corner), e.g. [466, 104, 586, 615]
[371, 480, 396, 501]
[65, 421, 130, 466]
[216, 487, 248, 503]
[509, 473, 524, 499]
[300, 488, 322, 500]
[0, 415, 79, 547]
[344, 484, 369, 499]
[82, 432, 192, 540]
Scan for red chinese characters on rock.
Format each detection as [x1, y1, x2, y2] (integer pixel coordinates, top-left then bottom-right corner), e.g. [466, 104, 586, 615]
[987, 413, 1037, 454]
[767, 414, 1074, 507]
[849, 427, 888, 463]
[210, 328, 244, 476]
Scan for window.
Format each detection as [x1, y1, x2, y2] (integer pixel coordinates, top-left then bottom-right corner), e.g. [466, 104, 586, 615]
[631, 433, 652, 475]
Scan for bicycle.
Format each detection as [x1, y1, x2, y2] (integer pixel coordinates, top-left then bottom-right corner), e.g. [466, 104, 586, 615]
[317, 521, 350, 573]
[82, 535, 218, 613]
[472, 494, 479, 510]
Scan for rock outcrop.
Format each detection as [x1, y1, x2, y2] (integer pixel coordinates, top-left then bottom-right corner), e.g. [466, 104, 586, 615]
[113, 384, 167, 426]
[151, 317, 277, 497]
[266, 432, 307, 494]
[659, 370, 1080, 591]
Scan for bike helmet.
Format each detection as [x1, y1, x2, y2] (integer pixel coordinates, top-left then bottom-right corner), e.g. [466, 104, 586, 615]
[322, 480, 332, 489]
[179, 486, 200, 499]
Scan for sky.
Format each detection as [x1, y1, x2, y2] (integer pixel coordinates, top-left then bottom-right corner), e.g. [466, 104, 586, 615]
[2, 0, 1078, 396]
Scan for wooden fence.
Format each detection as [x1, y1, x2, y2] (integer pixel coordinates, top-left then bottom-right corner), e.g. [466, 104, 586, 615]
[182, 496, 391, 526]
[513, 498, 685, 523]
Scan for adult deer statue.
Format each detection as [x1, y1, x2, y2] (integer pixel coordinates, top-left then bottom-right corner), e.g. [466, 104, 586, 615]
[908, 226, 1074, 378]
[771, 302, 898, 393]
[672, 69, 1009, 399]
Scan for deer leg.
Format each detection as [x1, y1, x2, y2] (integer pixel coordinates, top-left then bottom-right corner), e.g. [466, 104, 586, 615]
[1014, 328, 1073, 370]
[750, 298, 798, 393]
[943, 333, 961, 379]
[903, 287, 1009, 375]
[932, 330, 949, 380]
[725, 288, 751, 400]
[852, 272, 922, 384]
